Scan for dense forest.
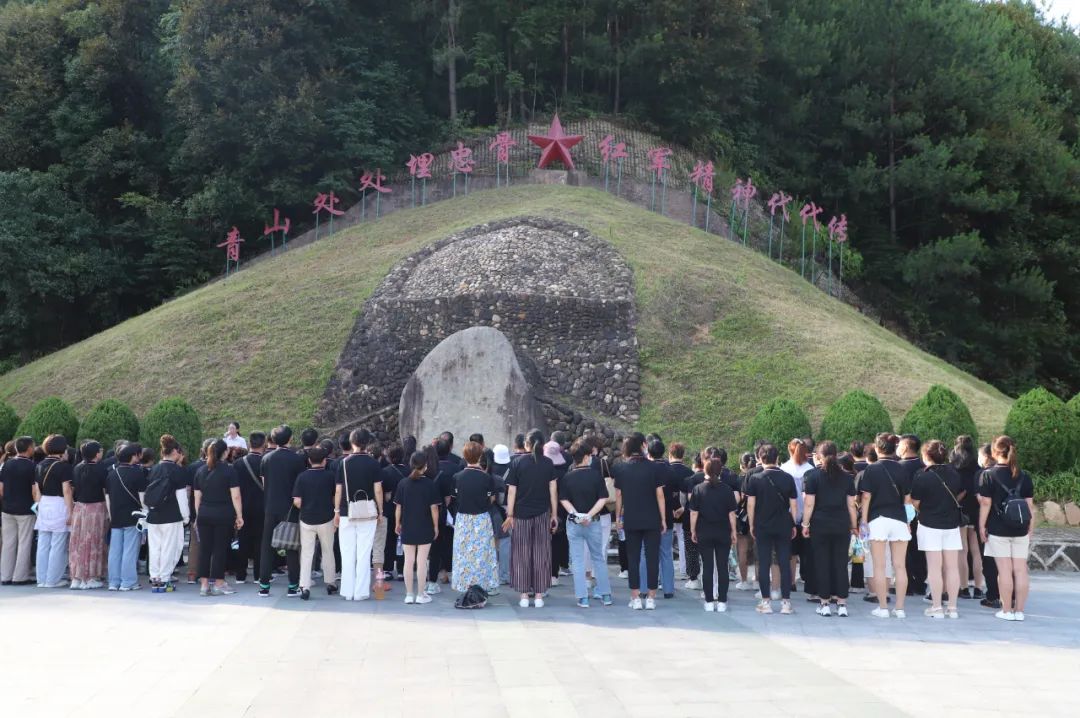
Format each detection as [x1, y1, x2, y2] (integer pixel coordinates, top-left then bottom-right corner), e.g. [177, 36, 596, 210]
[0, 0, 1078, 399]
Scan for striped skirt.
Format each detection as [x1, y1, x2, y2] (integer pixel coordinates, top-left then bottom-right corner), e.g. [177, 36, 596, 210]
[451, 512, 498, 592]
[510, 512, 552, 595]
[69, 502, 108, 581]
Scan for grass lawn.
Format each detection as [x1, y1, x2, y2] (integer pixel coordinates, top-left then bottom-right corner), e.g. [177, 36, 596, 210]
[0, 185, 1012, 448]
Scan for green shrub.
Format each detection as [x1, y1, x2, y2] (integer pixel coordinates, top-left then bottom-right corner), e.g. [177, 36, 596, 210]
[140, 398, 202, 458]
[1004, 387, 1080, 475]
[15, 397, 79, 444]
[1032, 470, 1080, 505]
[899, 385, 978, 444]
[818, 390, 894, 450]
[1068, 392, 1080, 420]
[0, 401, 19, 443]
[78, 399, 141, 449]
[746, 398, 812, 462]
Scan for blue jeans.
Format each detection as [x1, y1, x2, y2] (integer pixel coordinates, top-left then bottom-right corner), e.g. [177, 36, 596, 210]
[497, 536, 511, 584]
[567, 519, 612, 600]
[35, 531, 69, 586]
[640, 528, 674, 594]
[109, 526, 141, 589]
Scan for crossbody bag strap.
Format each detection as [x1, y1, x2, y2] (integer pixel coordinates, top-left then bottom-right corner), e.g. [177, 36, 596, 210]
[765, 474, 790, 520]
[113, 465, 140, 505]
[239, 456, 263, 491]
[39, 459, 59, 493]
[933, 468, 961, 509]
[880, 464, 903, 502]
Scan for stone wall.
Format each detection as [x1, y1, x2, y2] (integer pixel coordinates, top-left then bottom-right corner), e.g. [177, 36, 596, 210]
[315, 216, 639, 443]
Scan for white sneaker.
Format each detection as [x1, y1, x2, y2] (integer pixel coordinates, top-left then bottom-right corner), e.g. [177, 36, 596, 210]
[534, 597, 545, 608]
[414, 593, 432, 604]
[424, 582, 440, 595]
[770, 590, 781, 601]
[755, 600, 773, 614]
[629, 597, 643, 610]
[816, 604, 831, 617]
[684, 579, 702, 590]
[550, 577, 559, 587]
[755, 590, 763, 599]
[735, 581, 752, 591]
[892, 609, 906, 619]
[644, 597, 656, 610]
[704, 601, 715, 612]
[618, 570, 629, 579]
[871, 607, 891, 619]
[837, 605, 849, 617]
[84, 579, 104, 590]
[780, 600, 794, 615]
[519, 597, 530, 608]
[404, 594, 415, 604]
[1013, 611, 1025, 622]
[995, 610, 1016, 621]
[69, 580, 84, 590]
[716, 602, 728, 613]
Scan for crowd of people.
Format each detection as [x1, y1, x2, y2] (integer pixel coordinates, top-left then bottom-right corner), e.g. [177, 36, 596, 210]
[0, 421, 1036, 620]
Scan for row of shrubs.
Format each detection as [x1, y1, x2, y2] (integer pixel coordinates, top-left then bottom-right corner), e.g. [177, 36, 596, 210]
[748, 384, 1080, 480]
[0, 397, 202, 462]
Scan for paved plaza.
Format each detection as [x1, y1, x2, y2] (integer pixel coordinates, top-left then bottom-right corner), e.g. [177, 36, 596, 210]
[2, 570, 1078, 718]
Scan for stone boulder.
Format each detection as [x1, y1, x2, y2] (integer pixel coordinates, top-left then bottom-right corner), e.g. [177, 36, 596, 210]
[1065, 502, 1080, 527]
[1043, 501, 1066, 526]
[398, 326, 546, 448]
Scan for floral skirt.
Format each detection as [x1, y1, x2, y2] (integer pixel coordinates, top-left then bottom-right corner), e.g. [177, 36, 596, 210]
[69, 502, 108, 580]
[451, 512, 499, 592]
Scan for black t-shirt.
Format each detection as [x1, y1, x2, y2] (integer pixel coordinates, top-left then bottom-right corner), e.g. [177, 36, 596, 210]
[910, 464, 965, 530]
[261, 446, 307, 517]
[803, 468, 856, 534]
[506, 454, 556, 520]
[233, 453, 264, 517]
[73, 461, 107, 504]
[858, 458, 910, 523]
[454, 468, 495, 515]
[394, 476, 440, 545]
[105, 463, 149, 527]
[978, 466, 1034, 537]
[689, 480, 738, 540]
[745, 468, 797, 535]
[853, 459, 869, 474]
[146, 460, 189, 524]
[195, 464, 239, 522]
[559, 466, 608, 515]
[613, 457, 663, 530]
[337, 453, 383, 517]
[899, 457, 925, 484]
[292, 467, 336, 525]
[36, 458, 72, 497]
[652, 459, 681, 527]
[955, 462, 980, 521]
[380, 464, 409, 512]
[1, 457, 37, 514]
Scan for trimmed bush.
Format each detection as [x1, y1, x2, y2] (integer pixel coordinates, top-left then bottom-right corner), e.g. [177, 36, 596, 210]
[818, 390, 894, 450]
[0, 401, 19, 444]
[746, 398, 812, 462]
[899, 385, 978, 444]
[140, 398, 202, 458]
[1004, 387, 1080, 475]
[78, 399, 140, 449]
[15, 397, 79, 443]
[1068, 392, 1080, 419]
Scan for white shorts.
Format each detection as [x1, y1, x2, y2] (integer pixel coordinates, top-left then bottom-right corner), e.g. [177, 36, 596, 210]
[985, 534, 1030, 560]
[868, 516, 911, 543]
[917, 525, 962, 552]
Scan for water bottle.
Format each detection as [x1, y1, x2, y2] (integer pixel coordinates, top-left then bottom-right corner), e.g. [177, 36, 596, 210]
[617, 526, 626, 542]
[396, 535, 404, 556]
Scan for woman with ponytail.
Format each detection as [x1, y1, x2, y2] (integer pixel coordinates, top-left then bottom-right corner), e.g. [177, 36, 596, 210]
[978, 436, 1034, 621]
[395, 451, 440, 604]
[802, 441, 858, 617]
[950, 435, 985, 599]
[502, 429, 558, 608]
[193, 439, 243, 596]
[689, 458, 738, 612]
[911, 440, 965, 618]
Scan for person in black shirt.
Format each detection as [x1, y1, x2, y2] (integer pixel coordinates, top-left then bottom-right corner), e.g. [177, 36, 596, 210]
[293, 445, 339, 600]
[33, 435, 74, 588]
[106, 442, 149, 591]
[745, 443, 798, 614]
[614, 432, 665, 610]
[258, 425, 307, 597]
[544, 438, 572, 586]
[70, 440, 108, 589]
[428, 437, 459, 591]
[898, 434, 927, 597]
[950, 435, 985, 600]
[668, 443, 697, 589]
[194, 439, 243, 596]
[230, 432, 265, 584]
[850, 441, 869, 474]
[911, 440, 965, 618]
[503, 429, 558, 607]
[145, 435, 191, 592]
[450, 441, 499, 598]
[859, 432, 912, 618]
[184, 439, 212, 584]
[802, 441, 858, 617]
[638, 439, 678, 598]
[978, 435, 1035, 621]
[690, 458, 738, 611]
[560, 439, 613, 607]
[1, 437, 37, 584]
[380, 444, 409, 579]
[396, 451, 441, 604]
[335, 428, 382, 601]
[735, 452, 758, 591]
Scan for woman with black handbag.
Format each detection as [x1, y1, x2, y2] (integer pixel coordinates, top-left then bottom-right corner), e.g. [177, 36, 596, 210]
[911, 440, 966, 619]
[450, 442, 499, 601]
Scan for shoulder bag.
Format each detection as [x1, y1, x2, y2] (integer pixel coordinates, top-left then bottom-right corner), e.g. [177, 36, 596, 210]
[880, 463, 917, 523]
[933, 467, 969, 526]
[271, 505, 301, 551]
[239, 456, 264, 491]
[344, 457, 378, 521]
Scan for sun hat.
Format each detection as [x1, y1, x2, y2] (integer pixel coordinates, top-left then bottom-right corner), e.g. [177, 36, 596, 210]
[543, 441, 566, 466]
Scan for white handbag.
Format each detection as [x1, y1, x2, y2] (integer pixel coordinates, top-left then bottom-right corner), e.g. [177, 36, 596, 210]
[344, 458, 378, 521]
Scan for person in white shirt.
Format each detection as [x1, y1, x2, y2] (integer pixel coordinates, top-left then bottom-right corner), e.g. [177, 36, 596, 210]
[780, 438, 815, 599]
[223, 422, 248, 450]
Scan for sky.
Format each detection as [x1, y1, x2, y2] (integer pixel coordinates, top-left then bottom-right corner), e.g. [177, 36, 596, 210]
[1039, 0, 1080, 27]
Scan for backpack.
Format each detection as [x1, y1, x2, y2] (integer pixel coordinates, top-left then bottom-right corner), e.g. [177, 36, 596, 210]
[454, 584, 488, 609]
[143, 474, 173, 512]
[989, 470, 1032, 529]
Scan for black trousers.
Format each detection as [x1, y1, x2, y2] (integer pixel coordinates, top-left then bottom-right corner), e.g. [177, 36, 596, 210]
[811, 531, 850, 599]
[756, 530, 793, 599]
[906, 518, 927, 594]
[850, 560, 865, 589]
[795, 531, 815, 594]
[551, 527, 569, 577]
[230, 512, 263, 581]
[259, 510, 299, 588]
[384, 510, 403, 573]
[625, 527, 660, 591]
[617, 537, 628, 570]
[427, 525, 453, 581]
[697, 536, 731, 602]
[683, 519, 700, 579]
[197, 515, 233, 581]
[981, 533, 999, 601]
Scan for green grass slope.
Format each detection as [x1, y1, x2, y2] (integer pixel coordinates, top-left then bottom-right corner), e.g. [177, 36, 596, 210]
[0, 186, 1012, 448]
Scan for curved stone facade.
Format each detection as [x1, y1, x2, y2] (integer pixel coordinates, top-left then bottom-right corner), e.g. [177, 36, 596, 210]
[315, 216, 639, 440]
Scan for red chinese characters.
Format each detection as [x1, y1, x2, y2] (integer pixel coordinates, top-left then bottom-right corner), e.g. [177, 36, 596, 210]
[218, 226, 244, 263]
[313, 191, 344, 217]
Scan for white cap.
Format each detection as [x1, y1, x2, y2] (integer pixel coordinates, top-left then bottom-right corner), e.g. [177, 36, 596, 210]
[493, 444, 511, 465]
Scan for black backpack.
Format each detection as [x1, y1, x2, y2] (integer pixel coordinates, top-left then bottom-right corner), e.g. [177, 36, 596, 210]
[454, 585, 488, 609]
[144, 475, 173, 512]
[989, 470, 1032, 529]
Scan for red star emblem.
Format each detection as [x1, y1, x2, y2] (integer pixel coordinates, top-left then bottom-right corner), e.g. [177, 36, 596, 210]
[527, 114, 584, 170]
